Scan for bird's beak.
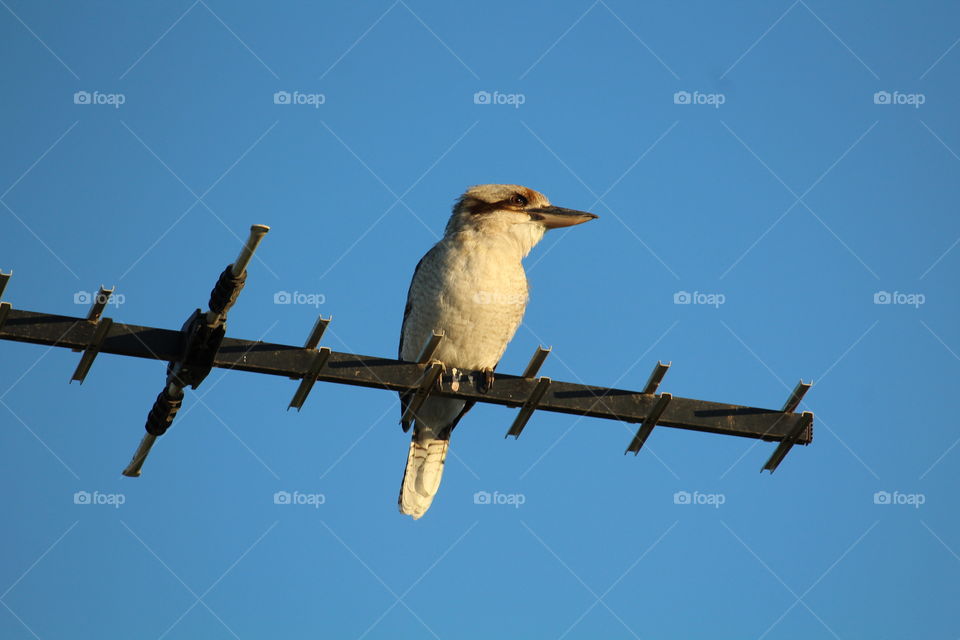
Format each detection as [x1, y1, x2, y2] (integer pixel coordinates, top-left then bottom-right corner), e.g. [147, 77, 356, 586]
[527, 206, 598, 229]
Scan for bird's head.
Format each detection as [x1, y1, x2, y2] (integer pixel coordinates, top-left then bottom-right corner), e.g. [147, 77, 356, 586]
[445, 184, 597, 255]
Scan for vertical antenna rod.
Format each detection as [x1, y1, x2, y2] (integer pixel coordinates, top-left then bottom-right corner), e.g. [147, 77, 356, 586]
[122, 224, 269, 477]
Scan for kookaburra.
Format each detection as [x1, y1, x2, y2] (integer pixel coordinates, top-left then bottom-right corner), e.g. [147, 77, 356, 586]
[398, 184, 597, 519]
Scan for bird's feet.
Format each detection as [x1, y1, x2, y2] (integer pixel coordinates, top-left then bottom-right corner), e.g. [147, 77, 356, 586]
[477, 368, 495, 394]
[429, 360, 446, 391]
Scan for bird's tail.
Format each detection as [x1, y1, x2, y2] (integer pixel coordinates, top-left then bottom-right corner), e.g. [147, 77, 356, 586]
[398, 434, 449, 519]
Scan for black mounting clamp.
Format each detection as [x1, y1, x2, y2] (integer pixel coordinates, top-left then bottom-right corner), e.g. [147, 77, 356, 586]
[69, 286, 116, 384]
[0, 270, 12, 330]
[288, 314, 333, 411]
[761, 381, 813, 472]
[505, 345, 552, 438]
[625, 361, 671, 454]
[400, 331, 446, 427]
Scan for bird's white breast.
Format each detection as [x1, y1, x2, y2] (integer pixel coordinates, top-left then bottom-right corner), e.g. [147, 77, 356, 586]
[402, 232, 530, 371]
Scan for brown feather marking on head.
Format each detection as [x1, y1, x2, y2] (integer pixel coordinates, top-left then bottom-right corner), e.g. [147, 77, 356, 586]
[454, 184, 548, 217]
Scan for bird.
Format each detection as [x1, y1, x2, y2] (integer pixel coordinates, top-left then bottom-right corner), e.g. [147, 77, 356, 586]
[398, 184, 597, 519]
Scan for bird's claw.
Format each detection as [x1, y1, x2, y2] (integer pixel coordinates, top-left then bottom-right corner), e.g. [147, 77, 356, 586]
[478, 368, 495, 394]
[429, 360, 446, 390]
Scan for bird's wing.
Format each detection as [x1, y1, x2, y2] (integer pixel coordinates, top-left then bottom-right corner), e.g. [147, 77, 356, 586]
[397, 243, 478, 434]
[399, 247, 437, 360]
[398, 251, 430, 432]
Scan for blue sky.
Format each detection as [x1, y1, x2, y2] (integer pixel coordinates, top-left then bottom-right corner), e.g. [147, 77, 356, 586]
[1, 1, 959, 638]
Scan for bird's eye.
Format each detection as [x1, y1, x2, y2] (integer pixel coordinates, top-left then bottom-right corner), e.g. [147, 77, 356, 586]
[511, 194, 528, 207]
